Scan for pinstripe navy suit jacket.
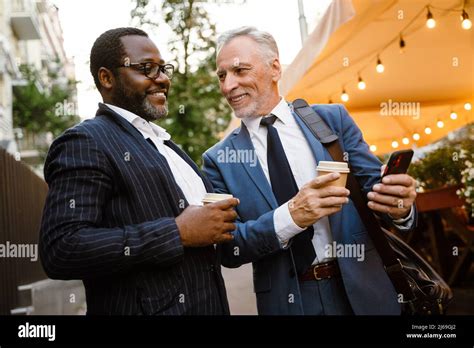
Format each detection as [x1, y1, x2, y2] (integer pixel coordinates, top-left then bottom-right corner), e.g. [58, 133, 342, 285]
[39, 103, 230, 315]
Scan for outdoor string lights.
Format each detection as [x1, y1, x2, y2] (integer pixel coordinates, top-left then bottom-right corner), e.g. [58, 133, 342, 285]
[324, 2, 472, 153]
[379, 101, 472, 151]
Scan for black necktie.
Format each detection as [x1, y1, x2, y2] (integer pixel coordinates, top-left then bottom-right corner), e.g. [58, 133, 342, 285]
[260, 115, 316, 275]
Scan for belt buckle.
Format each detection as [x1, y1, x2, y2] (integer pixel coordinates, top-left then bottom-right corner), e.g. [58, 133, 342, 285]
[313, 264, 324, 281]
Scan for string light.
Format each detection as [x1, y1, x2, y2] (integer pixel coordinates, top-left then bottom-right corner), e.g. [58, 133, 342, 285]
[461, 10, 472, 30]
[426, 7, 436, 28]
[371, 101, 469, 151]
[376, 57, 384, 73]
[340, 89, 349, 102]
[324, 5, 470, 118]
[357, 76, 366, 90]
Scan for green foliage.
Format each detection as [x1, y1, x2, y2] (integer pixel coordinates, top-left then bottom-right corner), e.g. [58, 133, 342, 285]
[408, 146, 464, 190]
[12, 64, 79, 137]
[131, 0, 232, 164]
[408, 125, 474, 190]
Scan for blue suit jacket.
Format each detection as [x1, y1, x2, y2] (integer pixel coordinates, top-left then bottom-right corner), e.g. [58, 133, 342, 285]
[40, 103, 229, 315]
[203, 103, 413, 315]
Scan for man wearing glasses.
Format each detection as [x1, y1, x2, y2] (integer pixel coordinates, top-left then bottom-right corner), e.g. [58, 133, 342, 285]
[39, 27, 238, 315]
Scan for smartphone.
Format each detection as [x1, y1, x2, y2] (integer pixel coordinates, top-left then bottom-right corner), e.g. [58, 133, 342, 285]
[382, 149, 414, 177]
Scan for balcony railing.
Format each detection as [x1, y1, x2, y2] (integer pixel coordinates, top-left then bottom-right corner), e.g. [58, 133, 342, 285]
[10, 0, 41, 40]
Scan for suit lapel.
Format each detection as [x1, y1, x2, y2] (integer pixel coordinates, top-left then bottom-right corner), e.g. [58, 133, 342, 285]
[292, 110, 330, 162]
[97, 103, 188, 208]
[97, 104, 209, 188]
[230, 123, 278, 209]
[97, 103, 147, 145]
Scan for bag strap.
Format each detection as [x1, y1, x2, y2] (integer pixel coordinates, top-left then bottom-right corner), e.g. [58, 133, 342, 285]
[292, 98, 416, 302]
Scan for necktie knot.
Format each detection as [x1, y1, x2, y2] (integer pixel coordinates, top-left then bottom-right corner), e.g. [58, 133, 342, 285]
[260, 114, 277, 127]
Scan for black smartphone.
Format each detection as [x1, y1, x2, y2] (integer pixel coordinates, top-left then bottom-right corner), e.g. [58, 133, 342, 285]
[382, 149, 414, 177]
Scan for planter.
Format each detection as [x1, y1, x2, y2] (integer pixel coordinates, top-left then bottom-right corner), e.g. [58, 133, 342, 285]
[416, 185, 465, 213]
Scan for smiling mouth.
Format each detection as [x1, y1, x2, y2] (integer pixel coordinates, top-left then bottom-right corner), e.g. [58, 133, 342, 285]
[147, 90, 167, 103]
[228, 93, 248, 105]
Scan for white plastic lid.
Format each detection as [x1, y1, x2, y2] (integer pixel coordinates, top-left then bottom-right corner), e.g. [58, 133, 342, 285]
[316, 161, 350, 173]
[202, 193, 233, 202]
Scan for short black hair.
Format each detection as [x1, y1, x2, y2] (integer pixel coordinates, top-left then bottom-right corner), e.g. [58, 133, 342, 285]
[90, 27, 148, 90]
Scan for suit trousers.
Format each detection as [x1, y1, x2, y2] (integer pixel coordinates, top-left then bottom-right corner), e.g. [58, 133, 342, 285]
[299, 276, 354, 315]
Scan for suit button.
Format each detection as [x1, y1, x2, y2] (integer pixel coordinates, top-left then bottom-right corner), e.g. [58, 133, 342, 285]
[209, 264, 215, 272]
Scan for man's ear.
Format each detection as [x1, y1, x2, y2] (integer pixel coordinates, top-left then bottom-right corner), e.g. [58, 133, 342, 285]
[98, 67, 115, 90]
[270, 58, 282, 82]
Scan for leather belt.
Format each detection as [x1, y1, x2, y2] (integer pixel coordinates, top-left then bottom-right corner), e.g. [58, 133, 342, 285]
[298, 260, 340, 281]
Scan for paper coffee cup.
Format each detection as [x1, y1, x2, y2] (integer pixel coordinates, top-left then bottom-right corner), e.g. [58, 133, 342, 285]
[202, 193, 233, 205]
[316, 161, 350, 188]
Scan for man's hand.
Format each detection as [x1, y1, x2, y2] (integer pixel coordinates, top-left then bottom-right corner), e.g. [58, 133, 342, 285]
[367, 170, 416, 219]
[176, 198, 239, 247]
[289, 173, 350, 228]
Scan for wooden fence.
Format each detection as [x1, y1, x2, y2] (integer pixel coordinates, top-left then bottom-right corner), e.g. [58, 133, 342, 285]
[0, 148, 48, 314]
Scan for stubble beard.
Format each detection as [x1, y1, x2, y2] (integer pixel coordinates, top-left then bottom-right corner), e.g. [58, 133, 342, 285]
[112, 77, 168, 122]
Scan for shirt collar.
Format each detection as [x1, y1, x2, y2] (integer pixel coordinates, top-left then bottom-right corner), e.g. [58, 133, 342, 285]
[242, 97, 293, 135]
[105, 103, 171, 141]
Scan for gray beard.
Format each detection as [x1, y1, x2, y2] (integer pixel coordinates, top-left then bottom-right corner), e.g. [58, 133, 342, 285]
[142, 97, 168, 121]
[232, 102, 259, 119]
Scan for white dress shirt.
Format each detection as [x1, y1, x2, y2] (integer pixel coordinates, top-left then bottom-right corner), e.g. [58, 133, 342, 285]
[105, 104, 207, 206]
[242, 98, 413, 265]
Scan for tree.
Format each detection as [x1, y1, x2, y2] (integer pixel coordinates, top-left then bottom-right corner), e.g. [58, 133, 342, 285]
[12, 64, 79, 137]
[131, 0, 232, 164]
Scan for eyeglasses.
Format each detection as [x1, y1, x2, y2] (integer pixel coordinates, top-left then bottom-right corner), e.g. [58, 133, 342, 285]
[118, 62, 175, 80]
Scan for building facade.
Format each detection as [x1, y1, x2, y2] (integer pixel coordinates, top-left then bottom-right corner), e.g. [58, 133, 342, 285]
[0, 0, 75, 159]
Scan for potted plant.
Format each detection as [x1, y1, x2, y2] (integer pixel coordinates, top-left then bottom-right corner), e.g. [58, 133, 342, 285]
[408, 125, 473, 224]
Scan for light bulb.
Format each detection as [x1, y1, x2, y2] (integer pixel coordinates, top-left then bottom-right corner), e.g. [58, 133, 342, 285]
[437, 120, 444, 128]
[426, 9, 436, 29]
[357, 77, 366, 90]
[341, 90, 349, 102]
[402, 137, 409, 145]
[391, 141, 399, 149]
[369, 145, 377, 152]
[450, 112, 458, 120]
[464, 102, 472, 111]
[413, 133, 420, 141]
[462, 10, 472, 30]
[427, 18, 437, 29]
[376, 58, 384, 73]
[425, 127, 432, 134]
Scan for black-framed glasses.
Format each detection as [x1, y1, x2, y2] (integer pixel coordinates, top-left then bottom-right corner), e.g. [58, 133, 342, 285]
[118, 62, 175, 80]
